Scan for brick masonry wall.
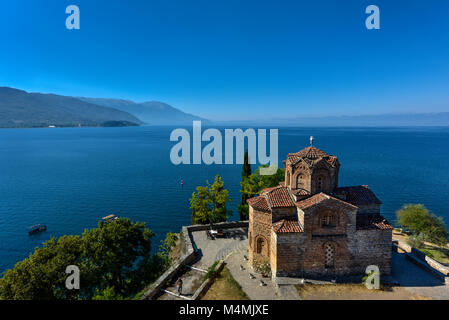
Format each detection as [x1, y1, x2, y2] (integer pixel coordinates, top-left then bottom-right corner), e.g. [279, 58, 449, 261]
[272, 201, 392, 277]
[357, 204, 381, 215]
[348, 229, 392, 275]
[249, 206, 272, 268]
[272, 232, 306, 277]
[271, 207, 297, 223]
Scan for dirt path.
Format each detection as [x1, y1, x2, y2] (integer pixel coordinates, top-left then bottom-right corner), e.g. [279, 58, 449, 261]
[296, 283, 431, 300]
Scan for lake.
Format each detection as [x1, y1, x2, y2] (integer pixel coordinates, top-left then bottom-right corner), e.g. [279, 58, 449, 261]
[1, 125, 449, 273]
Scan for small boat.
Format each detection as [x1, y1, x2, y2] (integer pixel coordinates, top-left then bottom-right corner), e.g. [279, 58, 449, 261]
[28, 224, 47, 235]
[101, 214, 118, 224]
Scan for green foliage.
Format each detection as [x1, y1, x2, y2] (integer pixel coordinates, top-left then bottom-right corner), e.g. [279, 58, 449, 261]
[238, 165, 285, 220]
[241, 150, 252, 178]
[92, 286, 124, 300]
[406, 234, 425, 249]
[0, 235, 84, 300]
[203, 261, 220, 281]
[0, 218, 161, 300]
[190, 175, 232, 224]
[256, 261, 271, 276]
[397, 204, 448, 246]
[239, 150, 252, 220]
[156, 232, 179, 268]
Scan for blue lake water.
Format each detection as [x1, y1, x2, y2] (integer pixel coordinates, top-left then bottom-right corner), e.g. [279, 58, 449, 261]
[1, 125, 449, 273]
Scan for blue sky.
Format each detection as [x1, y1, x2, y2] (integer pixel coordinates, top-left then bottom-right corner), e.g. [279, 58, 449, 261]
[1, 0, 448, 120]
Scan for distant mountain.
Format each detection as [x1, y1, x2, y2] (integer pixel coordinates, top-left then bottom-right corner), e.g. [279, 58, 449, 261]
[0, 87, 142, 128]
[216, 112, 449, 127]
[79, 97, 207, 125]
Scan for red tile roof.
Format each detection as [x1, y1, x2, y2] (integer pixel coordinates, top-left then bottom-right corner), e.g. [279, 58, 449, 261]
[260, 186, 278, 195]
[291, 188, 310, 196]
[296, 192, 358, 210]
[356, 214, 393, 230]
[265, 186, 296, 208]
[273, 219, 303, 233]
[247, 196, 270, 212]
[293, 146, 330, 159]
[334, 185, 381, 206]
[287, 146, 338, 167]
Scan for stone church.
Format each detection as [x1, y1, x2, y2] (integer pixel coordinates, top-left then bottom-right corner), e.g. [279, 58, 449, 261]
[247, 138, 393, 278]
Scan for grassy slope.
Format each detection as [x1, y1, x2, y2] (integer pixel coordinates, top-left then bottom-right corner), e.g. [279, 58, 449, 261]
[202, 267, 249, 300]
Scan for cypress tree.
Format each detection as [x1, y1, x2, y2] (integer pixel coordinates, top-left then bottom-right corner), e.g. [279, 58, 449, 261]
[239, 150, 252, 220]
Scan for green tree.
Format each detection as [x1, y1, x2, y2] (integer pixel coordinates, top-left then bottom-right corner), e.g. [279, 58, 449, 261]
[81, 218, 155, 297]
[190, 185, 211, 224]
[396, 204, 448, 246]
[209, 175, 232, 223]
[238, 165, 285, 219]
[156, 232, 179, 268]
[190, 175, 232, 224]
[0, 219, 158, 300]
[238, 150, 252, 220]
[92, 286, 124, 300]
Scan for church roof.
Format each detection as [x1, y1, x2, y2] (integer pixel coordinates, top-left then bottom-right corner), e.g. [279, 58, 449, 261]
[264, 186, 296, 208]
[248, 185, 296, 210]
[287, 146, 338, 167]
[356, 214, 393, 230]
[296, 192, 358, 210]
[273, 219, 303, 233]
[247, 195, 270, 212]
[293, 146, 330, 159]
[334, 185, 381, 206]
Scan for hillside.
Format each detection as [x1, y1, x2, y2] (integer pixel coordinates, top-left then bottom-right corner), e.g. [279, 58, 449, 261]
[0, 87, 142, 128]
[79, 97, 206, 125]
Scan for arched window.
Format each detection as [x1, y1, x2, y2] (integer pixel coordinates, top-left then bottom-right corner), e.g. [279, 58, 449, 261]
[321, 214, 335, 228]
[256, 237, 265, 255]
[296, 174, 304, 189]
[324, 243, 335, 268]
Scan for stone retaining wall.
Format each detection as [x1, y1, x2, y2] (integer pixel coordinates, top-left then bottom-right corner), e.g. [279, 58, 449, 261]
[192, 261, 226, 300]
[140, 221, 248, 300]
[393, 241, 449, 284]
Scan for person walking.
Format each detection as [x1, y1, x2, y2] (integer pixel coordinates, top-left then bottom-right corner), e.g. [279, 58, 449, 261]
[177, 278, 183, 295]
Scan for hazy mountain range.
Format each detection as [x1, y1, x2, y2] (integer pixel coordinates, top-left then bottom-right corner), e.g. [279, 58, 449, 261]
[1, 86, 448, 128]
[78, 97, 207, 125]
[0, 87, 205, 128]
[216, 113, 449, 127]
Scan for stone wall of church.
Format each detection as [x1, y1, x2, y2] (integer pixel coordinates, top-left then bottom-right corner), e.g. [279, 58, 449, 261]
[356, 204, 381, 215]
[271, 232, 306, 277]
[348, 229, 392, 275]
[248, 206, 272, 269]
[271, 207, 297, 224]
[274, 204, 361, 277]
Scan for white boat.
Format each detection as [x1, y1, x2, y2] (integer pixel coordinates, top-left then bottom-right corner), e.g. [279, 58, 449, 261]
[101, 214, 118, 223]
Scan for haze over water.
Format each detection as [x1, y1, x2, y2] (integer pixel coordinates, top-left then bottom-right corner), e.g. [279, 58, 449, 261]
[1, 125, 448, 273]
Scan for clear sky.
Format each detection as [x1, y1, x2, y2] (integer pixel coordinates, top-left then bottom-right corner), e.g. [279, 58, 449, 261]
[1, 0, 448, 121]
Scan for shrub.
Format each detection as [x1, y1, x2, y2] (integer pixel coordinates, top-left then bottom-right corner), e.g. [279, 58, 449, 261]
[396, 204, 448, 246]
[203, 261, 220, 281]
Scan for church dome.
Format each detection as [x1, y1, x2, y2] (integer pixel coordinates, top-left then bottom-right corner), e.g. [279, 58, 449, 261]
[293, 146, 330, 159]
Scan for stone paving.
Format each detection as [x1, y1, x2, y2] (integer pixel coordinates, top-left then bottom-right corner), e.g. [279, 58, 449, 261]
[191, 227, 298, 300]
[390, 251, 449, 300]
[157, 267, 205, 300]
[190, 227, 248, 269]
